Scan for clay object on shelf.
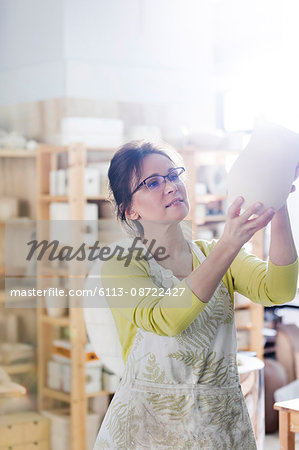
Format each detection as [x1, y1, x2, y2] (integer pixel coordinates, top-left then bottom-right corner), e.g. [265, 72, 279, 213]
[227, 121, 299, 212]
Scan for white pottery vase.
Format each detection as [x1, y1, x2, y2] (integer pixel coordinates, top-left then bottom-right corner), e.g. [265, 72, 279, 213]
[227, 121, 299, 211]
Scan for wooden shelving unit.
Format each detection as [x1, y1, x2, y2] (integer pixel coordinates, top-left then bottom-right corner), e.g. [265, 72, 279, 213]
[0, 149, 38, 397]
[3, 362, 37, 375]
[181, 145, 265, 359]
[0, 148, 37, 158]
[36, 143, 115, 450]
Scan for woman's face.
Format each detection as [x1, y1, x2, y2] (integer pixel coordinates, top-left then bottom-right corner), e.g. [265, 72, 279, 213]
[126, 153, 190, 223]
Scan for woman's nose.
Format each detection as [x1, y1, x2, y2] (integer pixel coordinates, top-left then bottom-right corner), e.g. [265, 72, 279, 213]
[164, 177, 178, 193]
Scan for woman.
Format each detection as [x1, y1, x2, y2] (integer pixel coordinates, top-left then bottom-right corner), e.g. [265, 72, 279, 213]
[94, 141, 298, 449]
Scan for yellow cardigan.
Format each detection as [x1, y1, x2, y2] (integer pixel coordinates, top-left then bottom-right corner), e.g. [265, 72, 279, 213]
[101, 239, 298, 364]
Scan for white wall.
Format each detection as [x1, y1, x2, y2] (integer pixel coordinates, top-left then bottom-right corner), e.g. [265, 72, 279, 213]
[0, 0, 65, 104]
[64, 0, 215, 127]
[0, 0, 216, 129]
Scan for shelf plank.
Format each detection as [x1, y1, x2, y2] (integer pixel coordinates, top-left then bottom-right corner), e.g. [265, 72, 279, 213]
[196, 215, 226, 225]
[39, 194, 108, 202]
[0, 290, 37, 305]
[0, 149, 37, 158]
[86, 390, 115, 398]
[39, 195, 68, 202]
[42, 387, 71, 403]
[3, 363, 36, 375]
[236, 324, 253, 330]
[0, 218, 33, 226]
[39, 145, 68, 154]
[42, 387, 114, 402]
[196, 194, 226, 203]
[234, 304, 251, 310]
[39, 145, 115, 154]
[87, 195, 108, 201]
[41, 315, 70, 327]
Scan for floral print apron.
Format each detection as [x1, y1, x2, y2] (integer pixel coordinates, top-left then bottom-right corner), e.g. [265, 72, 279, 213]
[94, 241, 257, 449]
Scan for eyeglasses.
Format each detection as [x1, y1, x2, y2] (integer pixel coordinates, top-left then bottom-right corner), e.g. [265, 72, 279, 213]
[132, 167, 186, 194]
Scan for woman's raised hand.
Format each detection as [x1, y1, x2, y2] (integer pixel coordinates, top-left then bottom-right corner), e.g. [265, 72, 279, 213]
[220, 196, 275, 251]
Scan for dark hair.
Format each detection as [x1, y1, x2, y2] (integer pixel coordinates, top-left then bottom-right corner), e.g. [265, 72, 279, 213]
[107, 140, 184, 236]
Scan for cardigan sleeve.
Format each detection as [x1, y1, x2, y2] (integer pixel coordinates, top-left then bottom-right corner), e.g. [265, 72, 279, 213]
[193, 239, 298, 306]
[229, 247, 298, 306]
[101, 251, 208, 336]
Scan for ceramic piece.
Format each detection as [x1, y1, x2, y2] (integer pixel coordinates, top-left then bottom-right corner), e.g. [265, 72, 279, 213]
[227, 121, 299, 211]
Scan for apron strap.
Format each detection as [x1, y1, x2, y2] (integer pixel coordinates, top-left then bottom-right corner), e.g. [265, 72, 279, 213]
[188, 240, 207, 265]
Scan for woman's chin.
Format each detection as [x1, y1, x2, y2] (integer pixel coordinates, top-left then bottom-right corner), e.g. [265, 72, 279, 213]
[166, 206, 189, 221]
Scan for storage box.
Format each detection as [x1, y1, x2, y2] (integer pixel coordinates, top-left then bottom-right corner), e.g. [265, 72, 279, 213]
[49, 170, 67, 196]
[237, 330, 250, 350]
[0, 412, 49, 448]
[0, 314, 19, 342]
[61, 118, 124, 134]
[49, 202, 98, 245]
[42, 409, 101, 450]
[0, 197, 18, 220]
[47, 359, 102, 393]
[2, 442, 49, 449]
[102, 369, 120, 392]
[47, 341, 102, 394]
[88, 162, 110, 195]
[84, 168, 101, 196]
[235, 308, 251, 328]
[51, 168, 102, 197]
[60, 117, 124, 148]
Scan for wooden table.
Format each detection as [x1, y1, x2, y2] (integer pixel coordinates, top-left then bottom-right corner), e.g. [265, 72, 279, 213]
[274, 398, 299, 449]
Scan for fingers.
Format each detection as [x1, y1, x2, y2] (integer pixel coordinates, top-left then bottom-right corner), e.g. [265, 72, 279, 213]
[247, 207, 275, 231]
[239, 202, 263, 223]
[227, 197, 275, 235]
[227, 196, 244, 219]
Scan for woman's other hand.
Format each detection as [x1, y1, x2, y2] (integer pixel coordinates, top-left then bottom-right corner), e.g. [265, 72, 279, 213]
[289, 162, 299, 194]
[220, 196, 275, 251]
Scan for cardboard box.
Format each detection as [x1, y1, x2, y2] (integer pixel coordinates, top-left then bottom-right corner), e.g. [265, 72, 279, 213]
[42, 409, 100, 450]
[0, 197, 18, 220]
[0, 412, 49, 448]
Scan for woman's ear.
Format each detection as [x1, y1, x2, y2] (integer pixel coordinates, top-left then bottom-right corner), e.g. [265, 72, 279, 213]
[125, 206, 140, 220]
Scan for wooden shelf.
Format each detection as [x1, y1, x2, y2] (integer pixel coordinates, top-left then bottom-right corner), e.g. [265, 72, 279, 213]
[38, 267, 71, 277]
[196, 215, 226, 225]
[0, 290, 37, 305]
[0, 217, 33, 226]
[42, 387, 71, 403]
[41, 314, 70, 327]
[36, 142, 115, 449]
[196, 194, 226, 203]
[39, 144, 116, 154]
[42, 386, 114, 403]
[0, 148, 37, 158]
[39, 194, 108, 202]
[234, 303, 252, 310]
[236, 324, 253, 331]
[86, 390, 115, 398]
[3, 363, 36, 375]
[87, 195, 108, 201]
[39, 195, 69, 202]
